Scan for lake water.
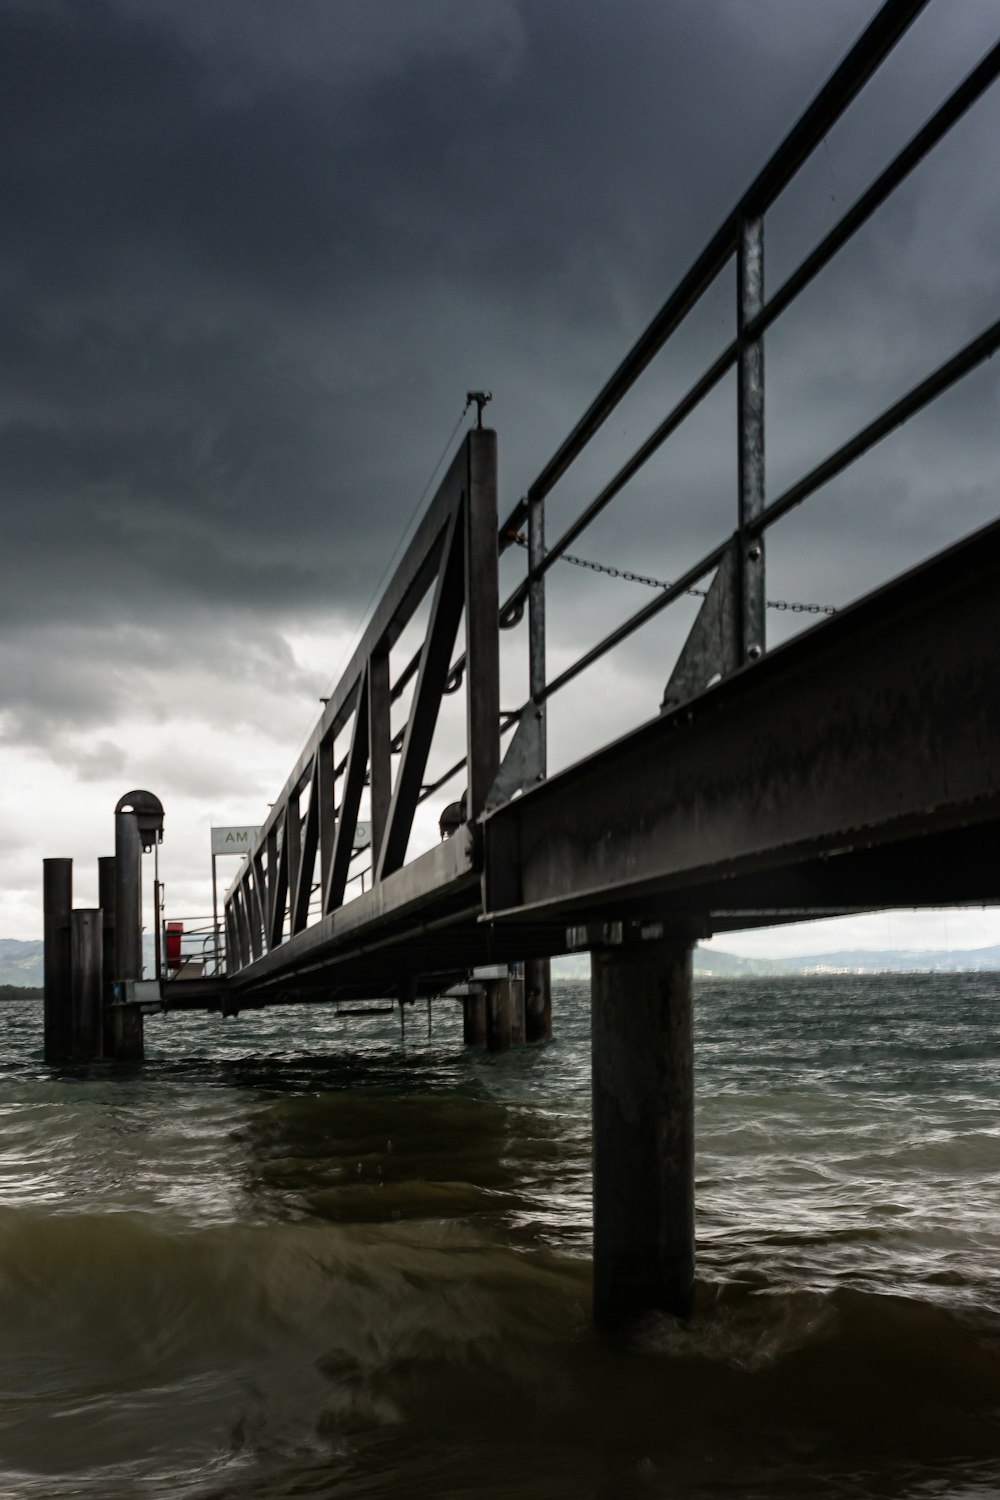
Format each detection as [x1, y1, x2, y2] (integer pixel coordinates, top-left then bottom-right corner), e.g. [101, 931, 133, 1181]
[1, 973, 999, 1498]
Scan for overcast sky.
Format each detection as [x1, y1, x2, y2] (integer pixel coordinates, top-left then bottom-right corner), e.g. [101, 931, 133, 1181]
[3, 0, 998, 957]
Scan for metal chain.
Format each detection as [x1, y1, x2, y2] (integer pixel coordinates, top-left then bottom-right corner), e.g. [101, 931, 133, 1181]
[506, 533, 836, 615]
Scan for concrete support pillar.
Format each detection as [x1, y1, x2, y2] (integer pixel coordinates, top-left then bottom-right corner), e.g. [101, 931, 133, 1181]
[509, 976, 526, 1045]
[70, 909, 104, 1060]
[525, 958, 552, 1042]
[591, 935, 695, 1327]
[463, 989, 486, 1045]
[485, 977, 513, 1052]
[43, 858, 73, 1062]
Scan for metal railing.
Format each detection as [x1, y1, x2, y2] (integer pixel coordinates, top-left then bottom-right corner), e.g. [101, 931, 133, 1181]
[495, 0, 1000, 714]
[224, 430, 499, 974]
[223, 0, 1000, 978]
[160, 916, 225, 978]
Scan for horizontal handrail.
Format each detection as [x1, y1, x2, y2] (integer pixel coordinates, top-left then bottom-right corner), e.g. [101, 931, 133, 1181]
[500, 32, 1000, 613]
[500, 0, 933, 532]
[488, 2, 999, 716]
[757, 317, 1000, 533]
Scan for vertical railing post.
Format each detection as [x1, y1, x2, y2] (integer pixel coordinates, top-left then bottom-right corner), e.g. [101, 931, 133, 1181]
[528, 490, 547, 779]
[235, 886, 252, 970]
[285, 791, 301, 933]
[265, 824, 279, 947]
[465, 429, 500, 819]
[737, 215, 765, 666]
[225, 902, 239, 976]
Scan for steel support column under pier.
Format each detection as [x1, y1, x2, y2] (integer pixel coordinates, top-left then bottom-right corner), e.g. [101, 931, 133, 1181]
[591, 935, 695, 1326]
[510, 975, 526, 1045]
[485, 978, 513, 1052]
[463, 989, 486, 1045]
[525, 958, 552, 1041]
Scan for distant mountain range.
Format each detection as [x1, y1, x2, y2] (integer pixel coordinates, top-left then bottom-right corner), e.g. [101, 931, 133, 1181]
[0, 939, 43, 987]
[3, 936, 999, 991]
[689, 944, 1000, 976]
[553, 945, 1000, 978]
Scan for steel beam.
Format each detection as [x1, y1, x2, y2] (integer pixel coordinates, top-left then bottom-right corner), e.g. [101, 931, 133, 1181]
[483, 519, 1000, 922]
[378, 502, 466, 879]
[368, 645, 392, 867]
[292, 759, 320, 934]
[592, 934, 694, 1326]
[325, 671, 369, 912]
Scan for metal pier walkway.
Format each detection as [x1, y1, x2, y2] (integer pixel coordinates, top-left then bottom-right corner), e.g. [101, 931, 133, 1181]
[43, 0, 1000, 1325]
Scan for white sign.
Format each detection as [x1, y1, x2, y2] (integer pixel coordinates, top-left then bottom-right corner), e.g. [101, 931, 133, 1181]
[211, 826, 260, 856]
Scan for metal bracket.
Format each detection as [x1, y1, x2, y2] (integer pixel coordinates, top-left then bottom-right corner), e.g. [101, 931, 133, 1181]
[566, 917, 710, 949]
[483, 701, 544, 812]
[661, 537, 740, 711]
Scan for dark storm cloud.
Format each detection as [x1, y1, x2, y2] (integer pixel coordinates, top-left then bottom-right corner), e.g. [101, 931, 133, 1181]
[2, 0, 999, 754]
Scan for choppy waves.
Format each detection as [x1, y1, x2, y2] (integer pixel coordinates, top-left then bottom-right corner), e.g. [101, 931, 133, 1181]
[0, 974, 998, 1498]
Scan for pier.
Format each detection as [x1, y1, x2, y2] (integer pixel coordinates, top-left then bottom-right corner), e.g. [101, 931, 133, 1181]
[41, 0, 1000, 1328]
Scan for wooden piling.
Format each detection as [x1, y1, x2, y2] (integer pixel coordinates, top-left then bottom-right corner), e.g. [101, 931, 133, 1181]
[591, 934, 695, 1326]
